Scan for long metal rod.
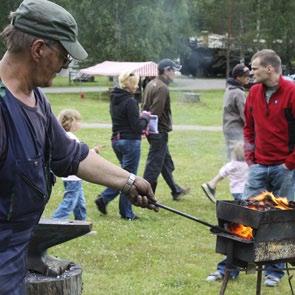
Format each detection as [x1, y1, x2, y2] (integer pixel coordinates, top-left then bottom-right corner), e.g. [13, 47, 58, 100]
[286, 263, 295, 295]
[155, 202, 228, 233]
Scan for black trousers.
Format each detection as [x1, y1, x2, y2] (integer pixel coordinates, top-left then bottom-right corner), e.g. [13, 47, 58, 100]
[143, 132, 182, 194]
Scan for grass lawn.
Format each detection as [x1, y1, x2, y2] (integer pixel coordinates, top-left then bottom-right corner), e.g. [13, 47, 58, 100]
[42, 91, 289, 294]
[47, 89, 223, 126]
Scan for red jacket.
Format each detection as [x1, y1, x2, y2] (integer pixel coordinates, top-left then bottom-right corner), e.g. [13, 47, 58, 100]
[244, 76, 295, 169]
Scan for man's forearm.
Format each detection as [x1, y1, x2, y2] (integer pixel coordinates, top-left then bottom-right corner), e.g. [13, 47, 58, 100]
[77, 150, 130, 190]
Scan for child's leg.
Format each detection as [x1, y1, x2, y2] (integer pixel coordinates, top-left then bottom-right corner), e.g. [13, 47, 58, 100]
[208, 173, 224, 190]
[52, 181, 80, 219]
[73, 182, 87, 220]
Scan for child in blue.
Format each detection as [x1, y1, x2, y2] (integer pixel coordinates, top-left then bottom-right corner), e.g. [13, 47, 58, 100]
[52, 109, 87, 220]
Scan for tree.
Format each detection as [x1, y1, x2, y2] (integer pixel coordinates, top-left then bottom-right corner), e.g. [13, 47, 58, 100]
[0, 0, 22, 56]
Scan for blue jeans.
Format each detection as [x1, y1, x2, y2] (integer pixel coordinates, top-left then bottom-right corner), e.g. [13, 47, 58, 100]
[52, 180, 86, 220]
[243, 163, 295, 279]
[217, 258, 240, 278]
[243, 164, 295, 201]
[101, 139, 141, 219]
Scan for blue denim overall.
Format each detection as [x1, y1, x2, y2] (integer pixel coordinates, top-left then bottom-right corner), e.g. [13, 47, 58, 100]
[0, 83, 54, 295]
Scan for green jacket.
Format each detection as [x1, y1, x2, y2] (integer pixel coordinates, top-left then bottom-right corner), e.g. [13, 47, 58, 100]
[142, 76, 172, 132]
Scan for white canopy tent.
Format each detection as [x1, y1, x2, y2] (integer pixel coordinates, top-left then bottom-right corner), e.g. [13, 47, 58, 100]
[80, 61, 158, 77]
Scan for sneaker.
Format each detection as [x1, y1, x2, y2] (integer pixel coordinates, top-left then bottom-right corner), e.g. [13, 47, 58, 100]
[95, 197, 107, 215]
[121, 215, 139, 221]
[201, 183, 216, 203]
[172, 187, 191, 201]
[84, 230, 97, 236]
[264, 275, 280, 287]
[206, 271, 223, 282]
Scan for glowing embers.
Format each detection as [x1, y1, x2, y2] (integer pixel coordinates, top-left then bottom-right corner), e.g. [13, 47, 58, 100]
[225, 192, 295, 240]
[245, 192, 295, 211]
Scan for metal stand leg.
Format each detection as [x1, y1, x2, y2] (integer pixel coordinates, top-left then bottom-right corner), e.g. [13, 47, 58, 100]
[219, 241, 234, 295]
[219, 270, 230, 295]
[286, 263, 295, 295]
[256, 265, 262, 295]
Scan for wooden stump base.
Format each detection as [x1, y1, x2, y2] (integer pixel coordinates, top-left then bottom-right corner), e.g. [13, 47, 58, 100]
[25, 263, 82, 295]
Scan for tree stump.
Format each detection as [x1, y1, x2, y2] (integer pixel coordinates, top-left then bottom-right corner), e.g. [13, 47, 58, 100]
[183, 92, 200, 103]
[25, 264, 82, 295]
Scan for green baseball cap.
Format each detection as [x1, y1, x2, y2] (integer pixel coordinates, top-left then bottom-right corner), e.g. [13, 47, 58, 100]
[11, 0, 88, 60]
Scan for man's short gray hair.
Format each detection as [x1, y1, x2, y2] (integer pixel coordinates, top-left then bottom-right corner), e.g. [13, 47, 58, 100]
[251, 49, 282, 73]
[0, 23, 37, 54]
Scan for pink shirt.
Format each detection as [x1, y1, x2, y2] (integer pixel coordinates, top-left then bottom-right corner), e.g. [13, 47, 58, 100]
[219, 160, 249, 194]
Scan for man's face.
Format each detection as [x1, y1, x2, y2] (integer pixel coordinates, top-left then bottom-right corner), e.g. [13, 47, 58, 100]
[164, 68, 176, 82]
[34, 40, 71, 87]
[237, 74, 250, 86]
[250, 57, 270, 84]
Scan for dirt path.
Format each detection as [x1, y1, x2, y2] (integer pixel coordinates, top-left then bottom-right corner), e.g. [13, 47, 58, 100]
[81, 122, 222, 132]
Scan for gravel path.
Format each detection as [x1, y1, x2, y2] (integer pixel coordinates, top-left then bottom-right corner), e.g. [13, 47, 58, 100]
[81, 122, 222, 132]
[42, 77, 226, 93]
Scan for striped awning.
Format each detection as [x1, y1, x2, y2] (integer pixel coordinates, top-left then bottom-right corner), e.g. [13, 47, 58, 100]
[80, 61, 158, 77]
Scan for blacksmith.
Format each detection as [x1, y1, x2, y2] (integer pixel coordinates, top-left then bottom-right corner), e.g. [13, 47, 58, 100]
[0, 0, 157, 293]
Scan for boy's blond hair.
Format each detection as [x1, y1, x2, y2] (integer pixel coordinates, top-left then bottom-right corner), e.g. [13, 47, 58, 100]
[231, 141, 245, 161]
[118, 71, 139, 89]
[58, 109, 81, 132]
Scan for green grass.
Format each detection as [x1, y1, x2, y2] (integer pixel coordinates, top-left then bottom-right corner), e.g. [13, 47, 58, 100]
[47, 90, 223, 126]
[42, 91, 290, 294]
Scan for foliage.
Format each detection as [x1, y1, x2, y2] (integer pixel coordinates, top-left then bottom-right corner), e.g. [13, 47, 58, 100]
[53, 0, 192, 66]
[1, 1, 295, 71]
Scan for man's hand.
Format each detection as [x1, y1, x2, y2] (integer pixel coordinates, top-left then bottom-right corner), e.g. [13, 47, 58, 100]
[127, 176, 159, 212]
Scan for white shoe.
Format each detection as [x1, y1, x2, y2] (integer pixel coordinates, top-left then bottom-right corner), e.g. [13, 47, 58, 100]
[206, 271, 223, 282]
[264, 275, 280, 287]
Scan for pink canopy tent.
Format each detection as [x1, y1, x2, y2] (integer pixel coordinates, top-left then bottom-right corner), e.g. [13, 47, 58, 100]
[80, 61, 158, 77]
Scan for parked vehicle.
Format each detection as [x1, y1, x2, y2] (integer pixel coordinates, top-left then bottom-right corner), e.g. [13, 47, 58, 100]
[70, 71, 95, 82]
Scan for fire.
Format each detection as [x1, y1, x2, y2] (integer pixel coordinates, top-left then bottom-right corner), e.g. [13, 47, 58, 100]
[247, 192, 293, 211]
[226, 223, 253, 240]
[226, 192, 294, 240]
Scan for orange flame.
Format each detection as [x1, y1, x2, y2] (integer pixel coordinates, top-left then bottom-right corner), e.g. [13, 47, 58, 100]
[226, 223, 253, 240]
[226, 192, 293, 240]
[248, 192, 291, 210]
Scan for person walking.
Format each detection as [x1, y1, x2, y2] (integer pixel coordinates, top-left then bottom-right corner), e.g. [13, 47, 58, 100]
[142, 59, 189, 200]
[52, 109, 87, 220]
[202, 63, 250, 202]
[206, 141, 248, 282]
[0, 1, 157, 293]
[95, 71, 150, 220]
[243, 49, 295, 287]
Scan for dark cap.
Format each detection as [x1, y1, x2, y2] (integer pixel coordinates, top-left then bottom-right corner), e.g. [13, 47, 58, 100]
[158, 58, 182, 71]
[11, 0, 87, 60]
[232, 64, 250, 78]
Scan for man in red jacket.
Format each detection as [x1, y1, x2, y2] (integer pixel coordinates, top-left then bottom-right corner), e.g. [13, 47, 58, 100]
[244, 49, 295, 287]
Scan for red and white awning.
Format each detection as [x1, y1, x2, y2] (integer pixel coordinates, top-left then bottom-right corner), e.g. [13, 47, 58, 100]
[80, 61, 158, 77]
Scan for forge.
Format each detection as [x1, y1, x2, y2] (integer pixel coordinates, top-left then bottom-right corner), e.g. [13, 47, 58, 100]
[154, 193, 295, 295]
[214, 196, 295, 295]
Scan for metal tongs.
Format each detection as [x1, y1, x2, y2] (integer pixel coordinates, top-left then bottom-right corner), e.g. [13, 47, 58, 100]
[154, 201, 230, 234]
